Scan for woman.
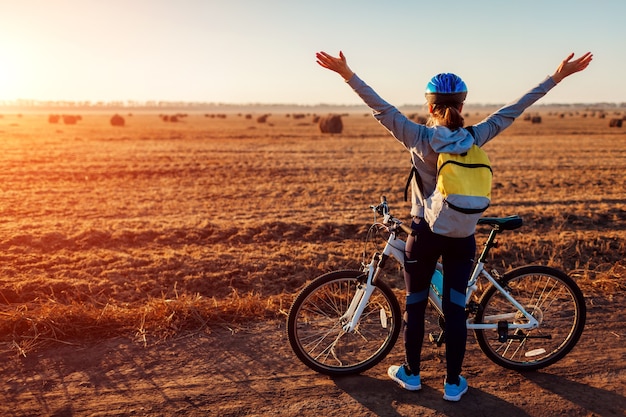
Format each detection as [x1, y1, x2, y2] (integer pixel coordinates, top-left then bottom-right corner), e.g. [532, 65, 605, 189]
[315, 50, 592, 401]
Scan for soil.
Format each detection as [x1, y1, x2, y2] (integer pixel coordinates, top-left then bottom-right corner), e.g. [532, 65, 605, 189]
[1, 113, 625, 416]
[1, 289, 624, 417]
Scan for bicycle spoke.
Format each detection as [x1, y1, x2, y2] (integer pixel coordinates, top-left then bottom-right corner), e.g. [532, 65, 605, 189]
[475, 266, 585, 371]
[288, 271, 402, 375]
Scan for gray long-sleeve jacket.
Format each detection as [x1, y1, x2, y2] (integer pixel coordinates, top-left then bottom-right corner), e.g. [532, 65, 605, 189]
[346, 73, 558, 219]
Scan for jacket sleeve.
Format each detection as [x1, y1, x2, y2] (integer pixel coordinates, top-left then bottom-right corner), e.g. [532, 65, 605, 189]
[470, 76, 558, 146]
[346, 74, 431, 151]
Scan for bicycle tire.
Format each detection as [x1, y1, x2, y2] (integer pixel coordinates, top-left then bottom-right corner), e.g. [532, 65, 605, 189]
[287, 269, 402, 376]
[474, 265, 586, 371]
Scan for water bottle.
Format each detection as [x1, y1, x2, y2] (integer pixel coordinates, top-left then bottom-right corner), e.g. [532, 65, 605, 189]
[431, 269, 444, 299]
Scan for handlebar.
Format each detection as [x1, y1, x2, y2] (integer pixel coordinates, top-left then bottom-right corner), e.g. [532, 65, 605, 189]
[370, 195, 389, 216]
[369, 196, 413, 236]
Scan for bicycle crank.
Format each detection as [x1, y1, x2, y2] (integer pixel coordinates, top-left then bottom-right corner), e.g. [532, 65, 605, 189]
[497, 321, 553, 342]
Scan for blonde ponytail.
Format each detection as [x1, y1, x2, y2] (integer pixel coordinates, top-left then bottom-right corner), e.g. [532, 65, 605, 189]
[427, 104, 465, 130]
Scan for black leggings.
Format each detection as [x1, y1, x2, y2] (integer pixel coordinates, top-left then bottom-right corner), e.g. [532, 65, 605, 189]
[402, 219, 476, 383]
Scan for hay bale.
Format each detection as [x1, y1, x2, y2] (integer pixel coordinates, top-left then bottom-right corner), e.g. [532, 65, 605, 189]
[110, 114, 125, 127]
[318, 114, 343, 134]
[609, 118, 623, 128]
[257, 114, 270, 123]
[63, 115, 78, 125]
[48, 114, 60, 124]
[531, 116, 542, 124]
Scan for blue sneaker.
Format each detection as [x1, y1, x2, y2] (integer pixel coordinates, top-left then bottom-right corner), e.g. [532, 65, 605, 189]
[387, 365, 421, 391]
[443, 375, 468, 401]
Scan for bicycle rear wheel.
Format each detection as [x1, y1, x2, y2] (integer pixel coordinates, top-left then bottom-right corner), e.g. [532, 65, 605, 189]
[287, 270, 402, 376]
[474, 265, 586, 371]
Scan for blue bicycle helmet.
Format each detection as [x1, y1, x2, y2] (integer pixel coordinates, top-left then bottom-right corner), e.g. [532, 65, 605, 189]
[425, 73, 467, 105]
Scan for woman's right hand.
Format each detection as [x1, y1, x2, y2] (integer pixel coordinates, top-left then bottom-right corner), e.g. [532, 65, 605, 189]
[316, 51, 355, 81]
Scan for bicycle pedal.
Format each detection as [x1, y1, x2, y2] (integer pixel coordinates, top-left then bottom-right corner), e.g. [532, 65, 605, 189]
[498, 320, 509, 343]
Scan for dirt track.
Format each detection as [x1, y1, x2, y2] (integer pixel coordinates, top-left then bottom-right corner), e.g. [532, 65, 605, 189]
[2, 288, 624, 417]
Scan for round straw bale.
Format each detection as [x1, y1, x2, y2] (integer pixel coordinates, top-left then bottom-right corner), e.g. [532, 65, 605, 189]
[110, 114, 125, 126]
[318, 114, 343, 134]
[62, 115, 79, 124]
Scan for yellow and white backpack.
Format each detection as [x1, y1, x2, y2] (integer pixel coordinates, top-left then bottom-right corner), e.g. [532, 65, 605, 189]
[405, 128, 493, 237]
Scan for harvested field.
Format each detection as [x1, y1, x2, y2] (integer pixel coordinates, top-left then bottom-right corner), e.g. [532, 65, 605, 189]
[0, 109, 624, 416]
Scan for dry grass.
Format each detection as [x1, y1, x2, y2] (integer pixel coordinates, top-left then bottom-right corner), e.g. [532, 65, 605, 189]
[0, 109, 625, 355]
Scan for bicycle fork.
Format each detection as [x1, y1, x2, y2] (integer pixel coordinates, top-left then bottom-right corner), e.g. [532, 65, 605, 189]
[341, 258, 382, 332]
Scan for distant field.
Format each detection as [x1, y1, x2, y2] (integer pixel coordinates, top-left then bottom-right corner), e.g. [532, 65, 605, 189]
[0, 109, 624, 354]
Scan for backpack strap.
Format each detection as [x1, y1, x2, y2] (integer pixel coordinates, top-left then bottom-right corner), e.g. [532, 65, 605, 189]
[404, 163, 424, 202]
[404, 125, 476, 202]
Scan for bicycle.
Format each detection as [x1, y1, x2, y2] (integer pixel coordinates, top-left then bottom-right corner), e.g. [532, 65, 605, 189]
[287, 197, 586, 376]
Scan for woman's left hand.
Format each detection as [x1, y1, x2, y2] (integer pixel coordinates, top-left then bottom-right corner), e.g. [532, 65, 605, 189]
[552, 52, 593, 83]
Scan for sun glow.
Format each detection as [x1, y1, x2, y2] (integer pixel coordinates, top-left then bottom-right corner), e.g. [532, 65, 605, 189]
[0, 65, 10, 100]
[0, 56, 20, 102]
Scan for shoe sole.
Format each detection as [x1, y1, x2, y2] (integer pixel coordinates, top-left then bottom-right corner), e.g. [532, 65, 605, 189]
[443, 385, 468, 401]
[387, 368, 421, 391]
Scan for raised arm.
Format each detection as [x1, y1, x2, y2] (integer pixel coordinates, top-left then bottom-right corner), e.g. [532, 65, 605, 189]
[470, 51, 594, 146]
[551, 52, 593, 83]
[316, 51, 355, 81]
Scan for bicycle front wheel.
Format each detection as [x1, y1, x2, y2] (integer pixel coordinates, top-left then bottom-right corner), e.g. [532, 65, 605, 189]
[474, 265, 586, 371]
[287, 270, 402, 376]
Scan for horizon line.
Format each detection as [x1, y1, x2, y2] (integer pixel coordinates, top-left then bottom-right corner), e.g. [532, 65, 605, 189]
[1, 100, 625, 110]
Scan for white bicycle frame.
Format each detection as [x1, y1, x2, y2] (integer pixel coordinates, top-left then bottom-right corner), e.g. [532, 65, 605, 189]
[342, 221, 539, 333]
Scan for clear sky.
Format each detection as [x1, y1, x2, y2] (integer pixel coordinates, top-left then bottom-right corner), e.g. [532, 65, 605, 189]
[0, 0, 623, 106]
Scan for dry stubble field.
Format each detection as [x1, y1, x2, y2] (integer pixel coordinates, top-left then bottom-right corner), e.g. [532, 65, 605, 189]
[0, 109, 625, 416]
